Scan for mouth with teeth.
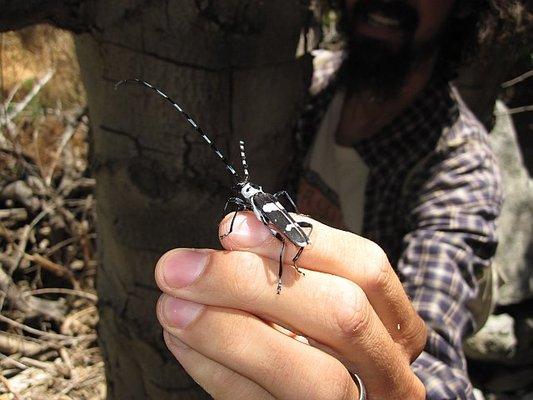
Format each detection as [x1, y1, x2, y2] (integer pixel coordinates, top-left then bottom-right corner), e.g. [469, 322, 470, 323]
[351, 1, 419, 39]
[367, 11, 401, 28]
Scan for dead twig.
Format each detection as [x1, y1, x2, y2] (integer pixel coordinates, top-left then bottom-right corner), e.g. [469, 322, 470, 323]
[494, 104, 533, 116]
[57, 362, 104, 397]
[18, 357, 56, 374]
[5, 207, 51, 274]
[58, 348, 74, 379]
[0, 331, 47, 356]
[25, 253, 77, 288]
[501, 69, 533, 88]
[46, 107, 87, 186]
[0, 314, 92, 343]
[0, 70, 54, 129]
[3, 81, 22, 108]
[9, 225, 31, 274]
[25, 287, 97, 303]
[0, 267, 66, 322]
[0, 374, 24, 400]
[44, 233, 96, 257]
[0, 208, 27, 221]
[5, 366, 52, 394]
[0, 353, 28, 370]
[61, 306, 97, 336]
[0, 220, 14, 243]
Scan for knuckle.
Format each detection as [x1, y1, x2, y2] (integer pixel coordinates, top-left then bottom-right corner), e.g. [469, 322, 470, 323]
[403, 316, 428, 362]
[412, 378, 427, 399]
[329, 281, 370, 338]
[392, 375, 426, 400]
[298, 358, 353, 400]
[362, 240, 390, 293]
[395, 314, 428, 363]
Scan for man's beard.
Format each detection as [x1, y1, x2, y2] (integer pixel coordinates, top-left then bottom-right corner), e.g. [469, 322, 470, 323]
[338, 36, 414, 100]
[337, 0, 441, 100]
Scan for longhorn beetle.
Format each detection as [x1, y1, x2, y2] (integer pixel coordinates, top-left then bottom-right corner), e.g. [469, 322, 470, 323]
[115, 79, 313, 294]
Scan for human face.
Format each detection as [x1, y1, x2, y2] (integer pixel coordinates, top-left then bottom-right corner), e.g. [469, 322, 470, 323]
[338, 0, 456, 98]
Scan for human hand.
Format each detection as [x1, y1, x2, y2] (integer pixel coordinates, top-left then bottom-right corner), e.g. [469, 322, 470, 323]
[155, 212, 427, 399]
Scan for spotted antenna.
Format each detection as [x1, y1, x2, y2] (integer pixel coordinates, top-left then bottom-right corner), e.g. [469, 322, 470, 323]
[115, 78, 242, 182]
[239, 140, 249, 182]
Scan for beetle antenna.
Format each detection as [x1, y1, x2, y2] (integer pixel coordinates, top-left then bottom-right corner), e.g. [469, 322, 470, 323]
[239, 140, 250, 183]
[115, 78, 242, 182]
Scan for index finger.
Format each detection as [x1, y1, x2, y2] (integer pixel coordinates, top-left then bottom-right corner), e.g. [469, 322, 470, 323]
[219, 211, 426, 357]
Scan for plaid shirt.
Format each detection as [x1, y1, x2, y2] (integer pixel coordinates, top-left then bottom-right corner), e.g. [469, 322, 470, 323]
[291, 51, 502, 399]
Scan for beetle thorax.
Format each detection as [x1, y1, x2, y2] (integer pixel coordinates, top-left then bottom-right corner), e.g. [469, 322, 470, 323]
[240, 182, 262, 200]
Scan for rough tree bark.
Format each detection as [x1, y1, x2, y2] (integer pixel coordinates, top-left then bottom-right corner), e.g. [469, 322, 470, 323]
[1, 1, 312, 398]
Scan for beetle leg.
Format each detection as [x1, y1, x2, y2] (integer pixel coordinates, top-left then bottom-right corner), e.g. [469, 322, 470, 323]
[265, 229, 288, 294]
[219, 198, 247, 240]
[258, 215, 306, 293]
[296, 220, 313, 238]
[288, 220, 313, 274]
[276, 235, 286, 295]
[224, 197, 246, 213]
[273, 190, 299, 213]
[292, 247, 306, 276]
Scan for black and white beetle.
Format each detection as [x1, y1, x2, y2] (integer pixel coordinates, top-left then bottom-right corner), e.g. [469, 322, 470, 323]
[115, 79, 313, 293]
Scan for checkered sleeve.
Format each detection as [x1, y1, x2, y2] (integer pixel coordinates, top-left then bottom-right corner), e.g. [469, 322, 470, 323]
[397, 136, 502, 399]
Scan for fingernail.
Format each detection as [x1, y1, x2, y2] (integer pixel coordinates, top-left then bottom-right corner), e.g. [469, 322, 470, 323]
[229, 214, 270, 247]
[162, 297, 204, 329]
[162, 249, 208, 288]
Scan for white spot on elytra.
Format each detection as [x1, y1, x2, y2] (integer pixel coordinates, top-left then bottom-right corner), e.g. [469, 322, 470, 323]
[285, 223, 298, 232]
[262, 203, 279, 213]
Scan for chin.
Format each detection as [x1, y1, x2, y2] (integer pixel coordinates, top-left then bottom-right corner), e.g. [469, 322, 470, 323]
[338, 34, 413, 100]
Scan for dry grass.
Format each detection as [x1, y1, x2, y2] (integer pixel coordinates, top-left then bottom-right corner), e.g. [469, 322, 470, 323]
[1, 25, 86, 109]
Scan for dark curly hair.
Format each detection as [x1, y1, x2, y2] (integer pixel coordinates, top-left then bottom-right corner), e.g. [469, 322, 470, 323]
[318, 0, 531, 78]
[437, 0, 531, 78]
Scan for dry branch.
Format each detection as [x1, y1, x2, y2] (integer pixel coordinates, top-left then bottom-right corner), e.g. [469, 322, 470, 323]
[46, 107, 87, 185]
[494, 104, 533, 116]
[0, 70, 54, 130]
[501, 69, 533, 88]
[0, 267, 66, 321]
[26, 287, 97, 303]
[26, 253, 76, 286]
[0, 374, 23, 400]
[0, 209, 27, 221]
[0, 331, 46, 356]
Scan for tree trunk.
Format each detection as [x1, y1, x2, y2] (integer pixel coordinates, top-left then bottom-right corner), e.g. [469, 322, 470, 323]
[2, 1, 311, 398]
[74, 1, 311, 399]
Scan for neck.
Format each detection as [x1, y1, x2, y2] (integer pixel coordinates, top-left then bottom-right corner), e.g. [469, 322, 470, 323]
[335, 56, 436, 146]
